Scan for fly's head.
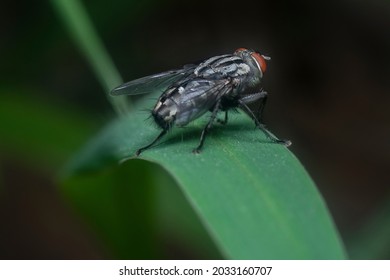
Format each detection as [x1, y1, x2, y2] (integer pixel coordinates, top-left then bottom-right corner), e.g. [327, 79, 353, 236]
[234, 48, 270, 86]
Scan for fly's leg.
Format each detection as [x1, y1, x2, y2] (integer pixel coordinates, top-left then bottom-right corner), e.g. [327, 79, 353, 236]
[217, 111, 228, 125]
[257, 94, 267, 123]
[240, 91, 268, 123]
[238, 98, 291, 146]
[193, 99, 221, 154]
[135, 129, 168, 156]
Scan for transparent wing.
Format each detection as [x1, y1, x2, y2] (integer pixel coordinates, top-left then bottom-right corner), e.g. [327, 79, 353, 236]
[170, 78, 235, 126]
[110, 65, 196, 96]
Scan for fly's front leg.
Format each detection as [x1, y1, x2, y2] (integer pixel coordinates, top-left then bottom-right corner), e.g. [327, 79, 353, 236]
[193, 99, 221, 154]
[135, 129, 168, 156]
[240, 91, 268, 124]
[238, 96, 291, 146]
[257, 94, 267, 123]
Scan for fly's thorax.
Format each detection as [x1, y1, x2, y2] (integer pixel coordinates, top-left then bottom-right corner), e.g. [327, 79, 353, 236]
[194, 54, 251, 79]
[230, 71, 262, 98]
[238, 61, 263, 93]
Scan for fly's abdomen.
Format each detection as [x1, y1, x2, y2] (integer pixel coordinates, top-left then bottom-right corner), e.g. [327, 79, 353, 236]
[152, 96, 204, 129]
[171, 80, 222, 126]
[153, 79, 222, 128]
[152, 97, 178, 130]
[174, 103, 209, 127]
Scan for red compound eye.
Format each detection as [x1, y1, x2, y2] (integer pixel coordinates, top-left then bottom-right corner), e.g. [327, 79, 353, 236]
[251, 52, 267, 73]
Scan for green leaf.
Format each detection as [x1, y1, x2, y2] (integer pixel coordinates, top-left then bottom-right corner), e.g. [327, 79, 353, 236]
[65, 94, 346, 259]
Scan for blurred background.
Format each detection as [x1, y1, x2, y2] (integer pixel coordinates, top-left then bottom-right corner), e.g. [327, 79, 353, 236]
[0, 0, 389, 259]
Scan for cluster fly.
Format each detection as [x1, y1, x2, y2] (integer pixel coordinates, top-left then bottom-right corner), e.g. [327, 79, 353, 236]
[111, 48, 291, 156]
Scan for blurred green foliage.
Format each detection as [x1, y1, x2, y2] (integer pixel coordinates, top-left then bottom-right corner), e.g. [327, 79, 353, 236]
[0, 88, 97, 169]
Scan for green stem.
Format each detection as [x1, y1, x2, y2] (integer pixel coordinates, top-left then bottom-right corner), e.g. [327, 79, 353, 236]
[51, 0, 130, 115]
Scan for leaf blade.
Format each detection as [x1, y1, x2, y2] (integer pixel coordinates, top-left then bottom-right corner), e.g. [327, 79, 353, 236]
[66, 95, 346, 259]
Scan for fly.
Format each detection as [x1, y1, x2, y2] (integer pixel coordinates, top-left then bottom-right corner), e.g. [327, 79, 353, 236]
[111, 48, 291, 156]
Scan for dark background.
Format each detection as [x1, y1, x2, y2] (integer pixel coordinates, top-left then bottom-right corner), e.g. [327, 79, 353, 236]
[1, 0, 389, 259]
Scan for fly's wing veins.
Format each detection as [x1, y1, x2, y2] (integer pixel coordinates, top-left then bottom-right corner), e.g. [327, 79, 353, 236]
[110, 67, 196, 96]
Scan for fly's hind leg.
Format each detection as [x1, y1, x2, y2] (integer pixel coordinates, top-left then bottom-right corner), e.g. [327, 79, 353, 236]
[135, 129, 168, 156]
[193, 99, 221, 154]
